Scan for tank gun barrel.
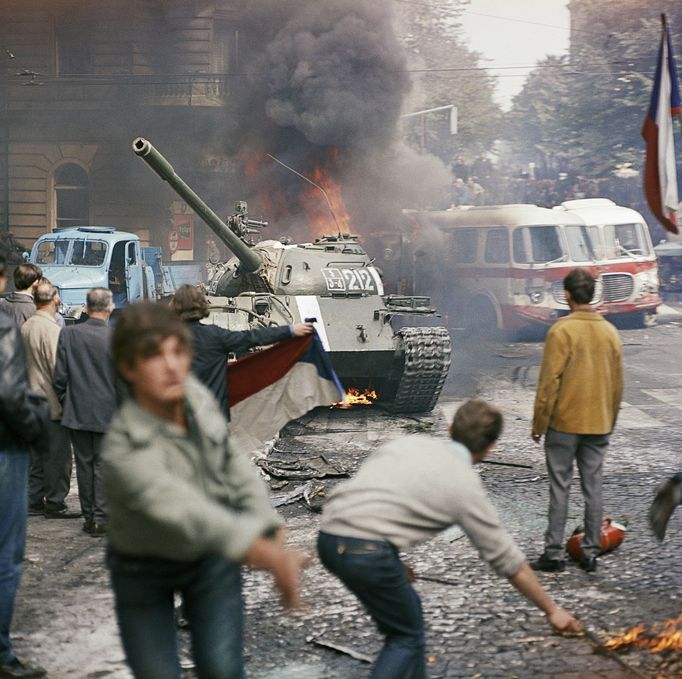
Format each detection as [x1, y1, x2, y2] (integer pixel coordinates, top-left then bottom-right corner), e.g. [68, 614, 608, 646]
[132, 137, 262, 273]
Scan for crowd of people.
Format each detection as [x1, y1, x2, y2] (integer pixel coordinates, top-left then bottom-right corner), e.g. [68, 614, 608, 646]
[0, 253, 649, 679]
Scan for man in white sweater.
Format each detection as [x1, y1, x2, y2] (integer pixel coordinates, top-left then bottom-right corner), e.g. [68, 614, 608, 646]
[318, 399, 580, 679]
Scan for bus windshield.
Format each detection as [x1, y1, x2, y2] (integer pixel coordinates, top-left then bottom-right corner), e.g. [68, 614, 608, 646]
[35, 239, 70, 265]
[603, 223, 651, 258]
[564, 224, 596, 262]
[33, 238, 107, 266]
[513, 225, 565, 264]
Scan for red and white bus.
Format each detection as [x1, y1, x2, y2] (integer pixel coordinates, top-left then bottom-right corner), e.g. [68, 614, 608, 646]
[405, 202, 661, 332]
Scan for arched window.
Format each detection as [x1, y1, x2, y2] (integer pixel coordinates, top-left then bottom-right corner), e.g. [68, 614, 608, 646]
[54, 163, 90, 229]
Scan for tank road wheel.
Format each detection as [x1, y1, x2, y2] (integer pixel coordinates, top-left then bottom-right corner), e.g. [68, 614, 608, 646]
[385, 327, 452, 413]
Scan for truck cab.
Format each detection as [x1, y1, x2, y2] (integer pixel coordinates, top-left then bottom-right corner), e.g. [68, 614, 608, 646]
[30, 227, 155, 319]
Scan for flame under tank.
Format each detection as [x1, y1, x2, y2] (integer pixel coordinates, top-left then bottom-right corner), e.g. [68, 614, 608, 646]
[133, 138, 451, 412]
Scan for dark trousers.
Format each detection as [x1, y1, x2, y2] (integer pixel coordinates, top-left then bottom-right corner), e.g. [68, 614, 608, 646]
[544, 428, 609, 560]
[108, 552, 244, 679]
[0, 447, 28, 665]
[318, 532, 426, 679]
[68, 429, 107, 524]
[28, 419, 72, 512]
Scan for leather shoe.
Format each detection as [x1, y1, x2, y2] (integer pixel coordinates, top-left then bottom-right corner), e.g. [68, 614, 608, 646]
[0, 657, 47, 678]
[89, 522, 107, 537]
[27, 504, 44, 517]
[43, 507, 81, 519]
[579, 556, 598, 573]
[531, 553, 565, 572]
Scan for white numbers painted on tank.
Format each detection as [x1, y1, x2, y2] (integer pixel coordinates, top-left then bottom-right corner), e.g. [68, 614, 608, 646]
[322, 267, 376, 292]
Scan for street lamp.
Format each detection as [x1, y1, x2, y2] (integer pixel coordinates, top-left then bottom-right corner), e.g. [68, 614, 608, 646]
[400, 104, 458, 154]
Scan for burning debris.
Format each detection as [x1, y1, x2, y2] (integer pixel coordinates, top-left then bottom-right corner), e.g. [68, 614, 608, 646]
[605, 615, 682, 654]
[332, 387, 379, 409]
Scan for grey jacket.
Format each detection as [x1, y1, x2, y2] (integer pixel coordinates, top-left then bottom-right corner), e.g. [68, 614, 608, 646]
[0, 292, 35, 328]
[102, 377, 281, 562]
[53, 318, 116, 432]
[321, 434, 526, 578]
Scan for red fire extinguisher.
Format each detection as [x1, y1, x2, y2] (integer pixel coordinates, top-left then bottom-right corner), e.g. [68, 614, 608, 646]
[566, 517, 627, 561]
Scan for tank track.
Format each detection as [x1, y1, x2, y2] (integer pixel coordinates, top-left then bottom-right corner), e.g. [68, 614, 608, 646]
[388, 327, 452, 413]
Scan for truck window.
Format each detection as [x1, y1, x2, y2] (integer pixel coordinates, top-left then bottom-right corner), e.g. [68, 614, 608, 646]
[484, 229, 509, 264]
[451, 229, 478, 263]
[513, 226, 563, 264]
[70, 239, 107, 266]
[564, 225, 595, 262]
[35, 240, 70, 265]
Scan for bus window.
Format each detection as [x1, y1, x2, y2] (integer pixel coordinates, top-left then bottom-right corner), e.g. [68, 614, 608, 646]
[604, 223, 651, 258]
[513, 226, 563, 264]
[35, 239, 70, 265]
[451, 229, 478, 263]
[70, 239, 107, 266]
[564, 225, 595, 262]
[484, 229, 510, 264]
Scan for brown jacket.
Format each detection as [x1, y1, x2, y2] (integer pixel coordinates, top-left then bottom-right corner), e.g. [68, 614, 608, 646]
[533, 311, 623, 436]
[21, 310, 62, 420]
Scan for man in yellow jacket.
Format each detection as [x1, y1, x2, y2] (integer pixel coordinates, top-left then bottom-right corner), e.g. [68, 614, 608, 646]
[531, 268, 623, 574]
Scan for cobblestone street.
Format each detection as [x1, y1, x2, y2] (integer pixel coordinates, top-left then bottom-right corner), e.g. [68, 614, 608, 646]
[11, 317, 682, 678]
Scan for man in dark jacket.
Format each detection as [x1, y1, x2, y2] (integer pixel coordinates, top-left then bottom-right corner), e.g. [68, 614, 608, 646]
[0, 263, 42, 328]
[171, 285, 313, 415]
[0, 255, 49, 679]
[54, 288, 117, 537]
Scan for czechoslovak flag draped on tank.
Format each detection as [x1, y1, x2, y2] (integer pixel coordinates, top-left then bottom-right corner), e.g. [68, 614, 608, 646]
[642, 14, 682, 234]
[227, 329, 344, 452]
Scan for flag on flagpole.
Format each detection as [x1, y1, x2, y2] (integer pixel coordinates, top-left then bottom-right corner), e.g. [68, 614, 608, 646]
[227, 330, 344, 452]
[642, 15, 681, 234]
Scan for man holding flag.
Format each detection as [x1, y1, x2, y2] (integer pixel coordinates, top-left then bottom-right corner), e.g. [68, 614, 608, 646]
[642, 14, 681, 234]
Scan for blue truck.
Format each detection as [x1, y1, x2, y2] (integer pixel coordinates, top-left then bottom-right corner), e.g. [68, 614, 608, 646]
[29, 226, 204, 320]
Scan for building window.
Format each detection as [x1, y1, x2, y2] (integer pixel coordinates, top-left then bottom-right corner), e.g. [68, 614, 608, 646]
[54, 163, 90, 229]
[54, 16, 92, 75]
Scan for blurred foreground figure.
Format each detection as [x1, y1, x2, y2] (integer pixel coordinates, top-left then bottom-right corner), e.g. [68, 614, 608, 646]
[0, 254, 49, 679]
[0, 263, 41, 328]
[318, 400, 580, 679]
[649, 473, 682, 541]
[103, 302, 307, 679]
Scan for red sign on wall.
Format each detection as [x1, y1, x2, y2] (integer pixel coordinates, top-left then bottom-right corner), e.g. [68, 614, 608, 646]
[173, 214, 193, 250]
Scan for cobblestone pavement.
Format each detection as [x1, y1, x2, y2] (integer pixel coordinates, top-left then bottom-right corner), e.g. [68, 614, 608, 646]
[11, 321, 682, 678]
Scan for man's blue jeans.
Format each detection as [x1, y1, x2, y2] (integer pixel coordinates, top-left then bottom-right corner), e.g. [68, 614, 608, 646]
[0, 447, 29, 665]
[318, 532, 426, 679]
[108, 552, 244, 679]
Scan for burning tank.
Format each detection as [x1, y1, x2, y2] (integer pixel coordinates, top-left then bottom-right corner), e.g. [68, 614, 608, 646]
[132, 137, 451, 412]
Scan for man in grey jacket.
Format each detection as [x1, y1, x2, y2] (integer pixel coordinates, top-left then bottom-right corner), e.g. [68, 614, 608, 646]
[0, 263, 42, 328]
[54, 288, 117, 536]
[318, 400, 581, 679]
[103, 301, 306, 679]
[21, 281, 77, 519]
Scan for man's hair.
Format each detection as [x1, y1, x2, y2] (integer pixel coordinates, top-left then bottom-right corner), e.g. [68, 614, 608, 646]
[450, 399, 503, 454]
[0, 253, 6, 278]
[563, 267, 595, 305]
[86, 287, 113, 313]
[14, 263, 42, 291]
[171, 284, 209, 321]
[112, 301, 192, 376]
[33, 280, 58, 307]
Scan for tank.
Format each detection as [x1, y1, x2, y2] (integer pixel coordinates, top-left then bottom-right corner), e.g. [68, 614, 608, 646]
[132, 137, 451, 412]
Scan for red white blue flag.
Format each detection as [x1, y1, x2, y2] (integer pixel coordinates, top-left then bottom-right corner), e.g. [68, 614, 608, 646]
[642, 18, 681, 234]
[227, 331, 344, 451]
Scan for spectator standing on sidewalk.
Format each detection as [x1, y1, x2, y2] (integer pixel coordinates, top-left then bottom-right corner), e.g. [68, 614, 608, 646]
[0, 254, 49, 679]
[20, 280, 78, 519]
[103, 302, 307, 679]
[171, 285, 313, 417]
[0, 263, 42, 327]
[318, 400, 581, 679]
[54, 288, 117, 537]
[531, 268, 623, 574]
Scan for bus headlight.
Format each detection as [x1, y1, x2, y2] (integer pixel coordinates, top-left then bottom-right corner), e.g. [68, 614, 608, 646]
[529, 290, 544, 304]
[635, 269, 659, 296]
